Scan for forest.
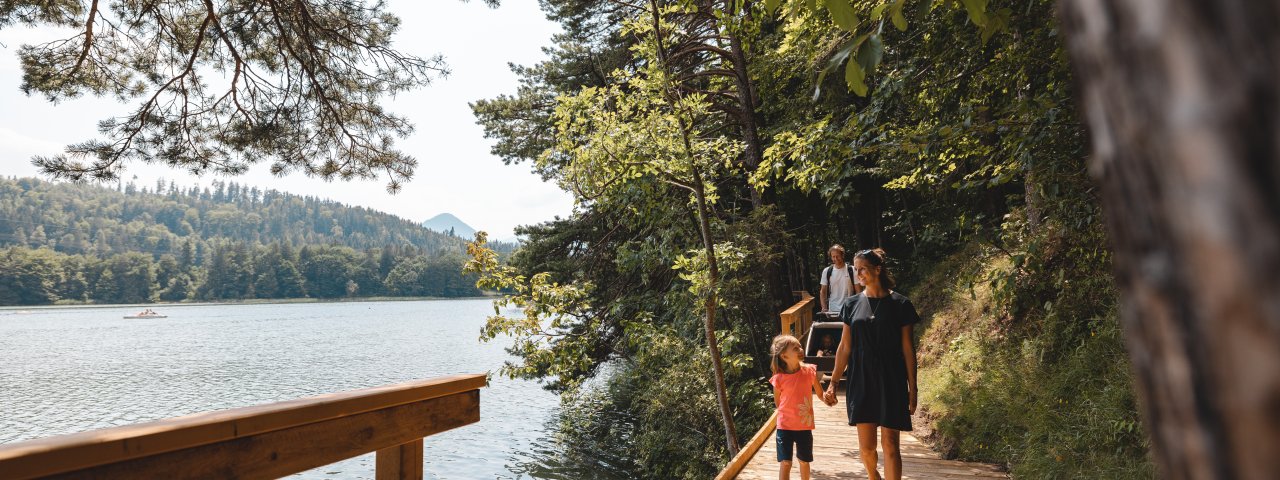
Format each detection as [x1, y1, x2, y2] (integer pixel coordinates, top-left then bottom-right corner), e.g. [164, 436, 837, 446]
[466, 0, 1151, 478]
[13, 0, 1275, 477]
[0, 177, 484, 305]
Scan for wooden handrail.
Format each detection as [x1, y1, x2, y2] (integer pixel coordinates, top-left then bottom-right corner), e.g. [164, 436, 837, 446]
[779, 293, 816, 341]
[0, 373, 487, 480]
[713, 411, 777, 480]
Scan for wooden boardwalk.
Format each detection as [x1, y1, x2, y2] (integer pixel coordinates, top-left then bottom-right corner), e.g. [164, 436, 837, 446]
[730, 393, 1008, 480]
[721, 295, 1006, 480]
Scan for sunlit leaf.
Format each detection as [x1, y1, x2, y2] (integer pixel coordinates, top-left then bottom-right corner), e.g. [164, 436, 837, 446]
[960, 0, 989, 27]
[845, 55, 868, 96]
[765, 0, 781, 16]
[980, 7, 1012, 45]
[824, 0, 858, 32]
[890, 0, 908, 31]
[856, 34, 884, 75]
[814, 34, 864, 100]
[870, 3, 890, 20]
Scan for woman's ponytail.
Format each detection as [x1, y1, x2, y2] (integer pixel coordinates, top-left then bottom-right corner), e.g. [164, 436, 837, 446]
[855, 248, 895, 289]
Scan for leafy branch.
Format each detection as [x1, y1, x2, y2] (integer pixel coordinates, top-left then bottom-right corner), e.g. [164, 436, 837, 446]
[3, 0, 444, 192]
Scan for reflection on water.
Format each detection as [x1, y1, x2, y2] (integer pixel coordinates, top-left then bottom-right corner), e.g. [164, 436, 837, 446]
[507, 371, 644, 480]
[0, 299, 590, 479]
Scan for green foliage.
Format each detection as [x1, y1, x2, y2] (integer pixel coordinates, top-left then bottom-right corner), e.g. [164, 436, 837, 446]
[0, 177, 483, 306]
[101, 252, 156, 303]
[607, 321, 757, 479]
[0, 176, 468, 256]
[299, 249, 359, 299]
[541, 11, 742, 209]
[0, 247, 62, 305]
[778, 0, 1007, 96]
[0, 240, 481, 307]
[914, 241, 1154, 477]
[384, 255, 479, 298]
[465, 231, 598, 388]
[474, 0, 1150, 475]
[533, 1, 767, 456]
[468, 204, 785, 475]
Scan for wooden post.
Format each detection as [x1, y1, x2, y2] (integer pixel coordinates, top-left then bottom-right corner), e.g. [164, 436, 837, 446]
[799, 295, 814, 342]
[376, 439, 423, 480]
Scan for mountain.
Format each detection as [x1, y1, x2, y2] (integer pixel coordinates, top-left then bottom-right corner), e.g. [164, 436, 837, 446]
[422, 213, 477, 239]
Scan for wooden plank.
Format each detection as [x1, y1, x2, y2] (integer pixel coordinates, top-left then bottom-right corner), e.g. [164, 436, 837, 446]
[714, 411, 777, 480]
[726, 391, 1008, 479]
[780, 295, 816, 339]
[781, 295, 816, 316]
[41, 390, 478, 480]
[0, 374, 486, 479]
[376, 439, 424, 480]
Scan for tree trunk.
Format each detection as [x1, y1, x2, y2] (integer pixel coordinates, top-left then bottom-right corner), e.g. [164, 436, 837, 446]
[650, 0, 741, 456]
[720, 0, 794, 311]
[723, 0, 766, 211]
[1060, 2, 1280, 479]
[852, 176, 883, 249]
[694, 169, 741, 456]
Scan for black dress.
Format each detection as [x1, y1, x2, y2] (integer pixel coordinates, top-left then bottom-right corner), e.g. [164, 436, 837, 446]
[839, 291, 920, 431]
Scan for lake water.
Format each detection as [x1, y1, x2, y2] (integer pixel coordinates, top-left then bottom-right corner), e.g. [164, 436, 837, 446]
[0, 299, 565, 479]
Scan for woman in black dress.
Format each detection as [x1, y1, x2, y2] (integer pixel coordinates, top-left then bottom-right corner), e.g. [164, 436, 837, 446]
[823, 249, 919, 480]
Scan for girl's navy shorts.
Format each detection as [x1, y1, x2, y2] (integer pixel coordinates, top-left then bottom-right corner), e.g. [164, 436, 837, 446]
[775, 429, 813, 462]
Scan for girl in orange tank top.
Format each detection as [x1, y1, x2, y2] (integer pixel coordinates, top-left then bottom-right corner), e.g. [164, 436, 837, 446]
[770, 335, 835, 480]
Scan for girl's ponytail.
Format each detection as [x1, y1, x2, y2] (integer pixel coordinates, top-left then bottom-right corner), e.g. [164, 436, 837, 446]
[770, 335, 802, 374]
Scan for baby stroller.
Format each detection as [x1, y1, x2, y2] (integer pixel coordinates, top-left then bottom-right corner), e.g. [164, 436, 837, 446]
[804, 319, 844, 379]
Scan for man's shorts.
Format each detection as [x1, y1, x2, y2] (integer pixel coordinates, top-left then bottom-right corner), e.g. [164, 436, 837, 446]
[775, 429, 814, 462]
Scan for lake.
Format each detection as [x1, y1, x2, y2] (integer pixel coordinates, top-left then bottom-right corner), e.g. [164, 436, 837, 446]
[0, 299, 566, 479]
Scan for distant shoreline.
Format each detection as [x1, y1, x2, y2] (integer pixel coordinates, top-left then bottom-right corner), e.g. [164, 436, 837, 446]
[0, 294, 502, 312]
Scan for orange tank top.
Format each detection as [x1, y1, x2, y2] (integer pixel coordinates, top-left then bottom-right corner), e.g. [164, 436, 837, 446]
[770, 363, 817, 430]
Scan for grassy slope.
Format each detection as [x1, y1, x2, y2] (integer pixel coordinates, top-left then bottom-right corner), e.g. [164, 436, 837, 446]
[909, 243, 1155, 478]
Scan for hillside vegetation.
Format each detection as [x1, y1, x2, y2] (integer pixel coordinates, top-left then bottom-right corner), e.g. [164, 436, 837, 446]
[0, 177, 482, 305]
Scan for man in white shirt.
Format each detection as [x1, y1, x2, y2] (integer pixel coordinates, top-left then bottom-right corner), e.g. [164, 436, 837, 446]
[819, 244, 858, 317]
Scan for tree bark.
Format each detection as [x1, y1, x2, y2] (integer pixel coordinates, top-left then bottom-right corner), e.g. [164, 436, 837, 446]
[853, 177, 883, 249]
[694, 168, 741, 456]
[723, 0, 766, 211]
[1060, 2, 1280, 479]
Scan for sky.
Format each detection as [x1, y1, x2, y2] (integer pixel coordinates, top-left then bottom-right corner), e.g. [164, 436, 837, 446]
[0, 0, 575, 241]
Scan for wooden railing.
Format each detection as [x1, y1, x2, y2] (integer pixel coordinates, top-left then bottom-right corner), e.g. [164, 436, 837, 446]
[714, 293, 815, 480]
[779, 292, 816, 342]
[713, 411, 777, 480]
[0, 374, 486, 480]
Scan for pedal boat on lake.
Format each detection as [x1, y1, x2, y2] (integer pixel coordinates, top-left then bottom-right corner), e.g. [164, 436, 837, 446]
[124, 309, 167, 319]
